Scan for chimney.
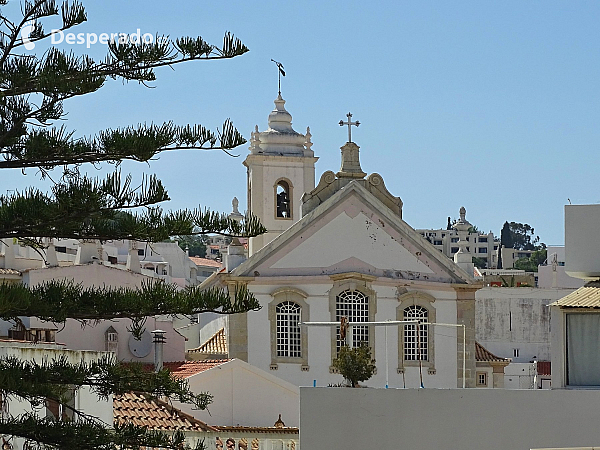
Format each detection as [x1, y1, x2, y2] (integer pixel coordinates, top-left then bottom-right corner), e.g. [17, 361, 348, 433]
[75, 240, 102, 265]
[151, 329, 166, 372]
[2, 238, 15, 269]
[45, 239, 58, 267]
[126, 240, 141, 273]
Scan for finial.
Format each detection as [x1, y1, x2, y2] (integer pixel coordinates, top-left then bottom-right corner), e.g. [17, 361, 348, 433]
[274, 414, 285, 428]
[459, 206, 466, 222]
[271, 59, 285, 96]
[304, 126, 313, 151]
[339, 112, 360, 142]
[232, 197, 240, 214]
[249, 125, 262, 152]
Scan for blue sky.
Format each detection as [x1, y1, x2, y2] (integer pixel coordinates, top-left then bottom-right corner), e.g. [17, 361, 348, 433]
[5, 0, 600, 245]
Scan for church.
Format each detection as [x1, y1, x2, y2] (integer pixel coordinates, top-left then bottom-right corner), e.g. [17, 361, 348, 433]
[201, 93, 484, 389]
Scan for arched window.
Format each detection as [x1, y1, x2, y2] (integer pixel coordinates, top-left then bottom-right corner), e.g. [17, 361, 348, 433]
[403, 305, 428, 361]
[275, 180, 291, 218]
[276, 301, 301, 358]
[336, 289, 369, 352]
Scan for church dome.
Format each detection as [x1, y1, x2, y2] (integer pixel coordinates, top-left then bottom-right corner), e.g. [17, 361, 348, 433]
[250, 95, 309, 156]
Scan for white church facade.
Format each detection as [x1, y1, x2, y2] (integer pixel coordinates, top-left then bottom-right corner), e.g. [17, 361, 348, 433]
[202, 95, 483, 389]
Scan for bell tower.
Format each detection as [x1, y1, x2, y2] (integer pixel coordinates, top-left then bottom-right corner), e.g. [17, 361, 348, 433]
[243, 95, 318, 256]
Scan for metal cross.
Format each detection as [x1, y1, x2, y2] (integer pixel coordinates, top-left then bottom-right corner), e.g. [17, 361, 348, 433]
[339, 112, 360, 142]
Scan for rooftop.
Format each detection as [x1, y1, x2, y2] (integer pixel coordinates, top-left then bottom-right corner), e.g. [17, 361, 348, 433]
[113, 392, 217, 432]
[551, 281, 600, 308]
[188, 328, 227, 355]
[189, 257, 222, 268]
[475, 342, 510, 363]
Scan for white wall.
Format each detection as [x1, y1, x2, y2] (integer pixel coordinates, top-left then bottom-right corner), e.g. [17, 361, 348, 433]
[476, 287, 575, 362]
[174, 360, 300, 428]
[0, 343, 113, 424]
[300, 387, 600, 450]
[246, 282, 460, 389]
[22, 264, 185, 362]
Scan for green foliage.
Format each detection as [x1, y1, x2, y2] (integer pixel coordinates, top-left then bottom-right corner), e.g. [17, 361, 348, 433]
[0, 354, 211, 410]
[332, 344, 376, 387]
[173, 235, 208, 258]
[0, 1, 261, 448]
[514, 248, 547, 272]
[0, 415, 204, 450]
[0, 280, 259, 338]
[472, 256, 487, 269]
[500, 221, 543, 251]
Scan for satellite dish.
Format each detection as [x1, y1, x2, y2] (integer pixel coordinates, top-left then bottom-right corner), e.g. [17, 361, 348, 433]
[128, 330, 152, 358]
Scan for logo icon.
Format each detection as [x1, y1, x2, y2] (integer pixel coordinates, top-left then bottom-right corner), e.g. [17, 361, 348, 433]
[21, 21, 35, 50]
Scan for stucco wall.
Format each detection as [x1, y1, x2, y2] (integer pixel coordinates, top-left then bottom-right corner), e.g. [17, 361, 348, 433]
[245, 282, 460, 389]
[22, 264, 185, 362]
[1, 344, 113, 424]
[476, 287, 575, 362]
[300, 387, 600, 450]
[174, 360, 300, 428]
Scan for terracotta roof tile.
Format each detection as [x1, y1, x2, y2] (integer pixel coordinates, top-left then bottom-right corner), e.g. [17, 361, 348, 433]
[189, 328, 227, 355]
[475, 342, 510, 362]
[0, 268, 21, 275]
[114, 392, 217, 432]
[189, 257, 222, 268]
[137, 360, 228, 379]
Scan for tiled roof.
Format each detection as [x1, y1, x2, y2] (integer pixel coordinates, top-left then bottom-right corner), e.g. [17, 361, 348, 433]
[475, 342, 510, 363]
[537, 361, 551, 376]
[114, 392, 217, 432]
[136, 360, 228, 379]
[215, 426, 298, 435]
[550, 281, 600, 308]
[164, 360, 228, 378]
[189, 328, 227, 354]
[0, 268, 21, 276]
[190, 257, 222, 268]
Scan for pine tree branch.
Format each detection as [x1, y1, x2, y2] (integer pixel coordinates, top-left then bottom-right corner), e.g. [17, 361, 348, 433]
[0, 354, 212, 409]
[0, 414, 204, 450]
[0, 280, 259, 325]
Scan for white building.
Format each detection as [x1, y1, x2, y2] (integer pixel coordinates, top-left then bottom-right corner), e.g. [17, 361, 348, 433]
[416, 225, 499, 268]
[201, 97, 486, 389]
[0, 341, 113, 449]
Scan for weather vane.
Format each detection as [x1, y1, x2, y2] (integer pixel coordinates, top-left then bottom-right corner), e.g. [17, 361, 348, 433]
[339, 112, 360, 142]
[271, 59, 285, 95]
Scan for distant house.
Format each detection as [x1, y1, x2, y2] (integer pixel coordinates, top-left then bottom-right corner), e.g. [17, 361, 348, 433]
[551, 281, 600, 387]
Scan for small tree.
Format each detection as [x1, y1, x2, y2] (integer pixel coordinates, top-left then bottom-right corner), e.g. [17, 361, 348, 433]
[333, 344, 376, 388]
[472, 256, 487, 269]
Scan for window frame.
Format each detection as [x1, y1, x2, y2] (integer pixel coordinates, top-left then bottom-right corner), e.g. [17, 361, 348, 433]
[403, 305, 429, 362]
[397, 292, 436, 374]
[328, 274, 377, 368]
[268, 287, 309, 368]
[275, 301, 302, 358]
[477, 371, 488, 387]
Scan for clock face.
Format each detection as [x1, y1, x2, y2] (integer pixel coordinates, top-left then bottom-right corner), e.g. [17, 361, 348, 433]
[128, 330, 152, 358]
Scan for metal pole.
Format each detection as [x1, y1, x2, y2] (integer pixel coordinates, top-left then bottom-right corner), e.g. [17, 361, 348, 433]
[385, 325, 389, 388]
[417, 321, 424, 388]
[462, 324, 466, 389]
[346, 325, 353, 348]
